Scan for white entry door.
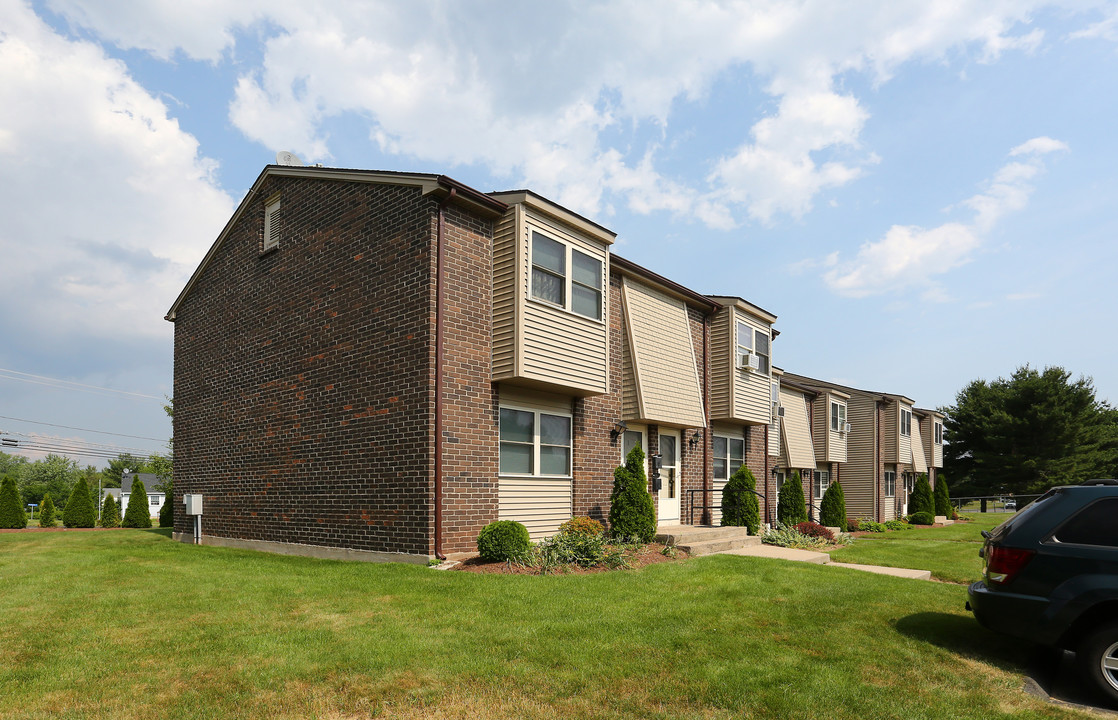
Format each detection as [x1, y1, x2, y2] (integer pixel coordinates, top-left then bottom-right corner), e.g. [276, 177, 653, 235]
[657, 429, 681, 523]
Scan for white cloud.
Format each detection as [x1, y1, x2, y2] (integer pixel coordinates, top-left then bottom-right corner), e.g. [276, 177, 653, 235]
[39, 0, 1072, 228]
[821, 137, 1065, 297]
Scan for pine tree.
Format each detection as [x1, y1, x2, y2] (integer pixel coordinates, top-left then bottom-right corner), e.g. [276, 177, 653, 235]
[777, 471, 808, 526]
[122, 479, 152, 528]
[99, 495, 121, 528]
[62, 477, 96, 528]
[934, 476, 952, 517]
[608, 444, 656, 543]
[720, 465, 760, 534]
[909, 473, 935, 517]
[158, 492, 173, 527]
[0, 475, 27, 529]
[819, 480, 847, 531]
[38, 493, 56, 528]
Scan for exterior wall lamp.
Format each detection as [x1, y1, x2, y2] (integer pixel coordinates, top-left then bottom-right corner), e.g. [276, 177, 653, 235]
[610, 420, 628, 441]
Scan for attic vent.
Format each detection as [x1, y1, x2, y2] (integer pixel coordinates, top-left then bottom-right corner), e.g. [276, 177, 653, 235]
[263, 195, 281, 251]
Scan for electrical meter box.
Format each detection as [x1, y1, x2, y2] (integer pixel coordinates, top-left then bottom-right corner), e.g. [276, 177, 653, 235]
[183, 494, 203, 515]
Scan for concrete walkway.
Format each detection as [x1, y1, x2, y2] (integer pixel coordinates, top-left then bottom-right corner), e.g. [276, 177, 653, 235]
[719, 543, 934, 580]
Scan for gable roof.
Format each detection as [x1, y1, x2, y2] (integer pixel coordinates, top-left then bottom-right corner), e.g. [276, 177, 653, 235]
[121, 472, 161, 494]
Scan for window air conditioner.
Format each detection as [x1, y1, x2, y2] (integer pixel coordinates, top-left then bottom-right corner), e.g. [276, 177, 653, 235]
[843, 422, 852, 434]
[776, 406, 785, 417]
[737, 352, 760, 371]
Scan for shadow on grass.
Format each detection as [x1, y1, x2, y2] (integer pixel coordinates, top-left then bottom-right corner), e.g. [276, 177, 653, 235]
[140, 528, 173, 538]
[895, 612, 1038, 672]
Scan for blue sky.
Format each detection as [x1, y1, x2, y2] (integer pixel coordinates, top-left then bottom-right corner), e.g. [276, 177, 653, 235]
[2, 0, 1117, 467]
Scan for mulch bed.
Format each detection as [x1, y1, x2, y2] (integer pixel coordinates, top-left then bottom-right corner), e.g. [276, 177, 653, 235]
[452, 542, 687, 575]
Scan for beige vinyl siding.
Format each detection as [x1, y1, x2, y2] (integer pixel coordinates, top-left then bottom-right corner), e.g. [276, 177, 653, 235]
[912, 417, 929, 474]
[732, 310, 773, 425]
[621, 277, 706, 427]
[491, 206, 518, 378]
[709, 309, 732, 420]
[779, 388, 816, 469]
[883, 400, 898, 464]
[843, 394, 878, 519]
[812, 395, 827, 463]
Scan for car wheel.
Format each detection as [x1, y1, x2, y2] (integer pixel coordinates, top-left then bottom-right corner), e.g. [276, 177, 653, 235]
[1078, 621, 1118, 706]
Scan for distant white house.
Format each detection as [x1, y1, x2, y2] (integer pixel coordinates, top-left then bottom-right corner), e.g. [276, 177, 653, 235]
[116, 472, 165, 518]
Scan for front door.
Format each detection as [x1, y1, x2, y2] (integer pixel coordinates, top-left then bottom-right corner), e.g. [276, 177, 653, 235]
[657, 429, 680, 523]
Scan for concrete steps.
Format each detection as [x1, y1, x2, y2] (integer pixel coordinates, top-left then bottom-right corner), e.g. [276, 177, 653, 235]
[656, 525, 761, 557]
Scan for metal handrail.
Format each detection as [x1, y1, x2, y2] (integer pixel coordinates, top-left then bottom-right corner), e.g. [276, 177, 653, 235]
[687, 487, 767, 525]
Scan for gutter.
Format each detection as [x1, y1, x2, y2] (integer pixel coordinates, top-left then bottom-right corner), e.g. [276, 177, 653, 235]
[433, 188, 458, 560]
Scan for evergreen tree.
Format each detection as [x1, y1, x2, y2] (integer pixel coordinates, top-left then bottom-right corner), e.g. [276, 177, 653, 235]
[99, 495, 121, 528]
[608, 444, 656, 543]
[819, 480, 847, 531]
[0, 475, 27, 529]
[934, 476, 952, 517]
[909, 473, 934, 517]
[158, 492, 173, 527]
[122, 479, 152, 528]
[777, 471, 808, 526]
[38, 493, 56, 528]
[62, 477, 96, 528]
[721, 465, 760, 534]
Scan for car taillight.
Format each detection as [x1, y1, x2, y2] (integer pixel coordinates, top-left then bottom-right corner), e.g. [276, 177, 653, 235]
[986, 545, 1036, 585]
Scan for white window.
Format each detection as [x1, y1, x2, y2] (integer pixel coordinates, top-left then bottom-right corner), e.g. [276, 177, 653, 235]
[713, 434, 746, 481]
[774, 470, 786, 507]
[830, 402, 846, 432]
[150, 496, 160, 506]
[621, 429, 644, 461]
[814, 470, 830, 498]
[499, 406, 572, 477]
[530, 230, 602, 321]
[263, 194, 281, 251]
[754, 329, 770, 374]
[934, 421, 943, 445]
[905, 474, 915, 494]
[736, 321, 771, 374]
[900, 408, 912, 437]
[884, 470, 896, 498]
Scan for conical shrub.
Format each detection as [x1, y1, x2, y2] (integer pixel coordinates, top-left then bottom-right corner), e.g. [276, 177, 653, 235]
[63, 478, 96, 528]
[934, 476, 952, 517]
[609, 444, 656, 543]
[777, 471, 808, 526]
[100, 495, 121, 528]
[38, 493, 57, 528]
[819, 479, 847, 531]
[158, 491, 173, 527]
[0, 475, 27, 529]
[122, 479, 152, 528]
[909, 473, 934, 517]
[721, 464, 760, 534]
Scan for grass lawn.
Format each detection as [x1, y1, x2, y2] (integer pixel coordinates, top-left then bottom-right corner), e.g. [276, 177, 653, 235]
[827, 514, 1005, 585]
[0, 526, 1089, 719]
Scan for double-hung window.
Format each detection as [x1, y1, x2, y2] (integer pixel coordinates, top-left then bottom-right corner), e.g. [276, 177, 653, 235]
[884, 470, 896, 497]
[754, 329, 770, 373]
[713, 435, 746, 481]
[934, 421, 942, 445]
[813, 470, 830, 498]
[900, 408, 912, 437]
[530, 231, 602, 320]
[830, 402, 846, 432]
[736, 321, 771, 373]
[499, 407, 572, 476]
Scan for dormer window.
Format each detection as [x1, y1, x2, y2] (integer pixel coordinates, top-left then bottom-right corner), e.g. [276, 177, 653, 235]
[530, 230, 602, 321]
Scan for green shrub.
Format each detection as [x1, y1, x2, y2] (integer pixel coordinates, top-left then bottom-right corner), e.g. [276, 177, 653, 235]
[558, 516, 603, 538]
[0, 475, 27, 529]
[535, 531, 607, 568]
[853, 519, 886, 532]
[99, 495, 121, 528]
[122, 479, 153, 528]
[608, 444, 655, 543]
[476, 520, 531, 562]
[762, 522, 828, 550]
[908, 511, 935, 526]
[934, 477, 952, 517]
[38, 493, 57, 528]
[818, 480, 847, 531]
[884, 519, 908, 531]
[909, 473, 934, 516]
[777, 471, 808, 526]
[63, 478, 96, 528]
[720, 464, 760, 534]
[159, 492, 173, 528]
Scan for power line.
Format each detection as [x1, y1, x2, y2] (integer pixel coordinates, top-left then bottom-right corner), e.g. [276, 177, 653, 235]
[0, 367, 164, 401]
[0, 430, 157, 456]
[0, 415, 166, 442]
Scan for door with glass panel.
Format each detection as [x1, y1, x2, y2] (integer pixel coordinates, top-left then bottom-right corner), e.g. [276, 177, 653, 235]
[657, 429, 681, 523]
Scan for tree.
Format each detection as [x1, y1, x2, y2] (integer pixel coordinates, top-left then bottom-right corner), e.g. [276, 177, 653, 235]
[943, 366, 1118, 495]
[0, 452, 29, 481]
[909, 474, 934, 517]
[102, 454, 148, 489]
[0, 475, 27, 529]
[21, 454, 81, 510]
[63, 477, 96, 528]
[38, 493, 57, 528]
[153, 397, 174, 528]
[819, 480, 847, 531]
[99, 495, 121, 528]
[609, 444, 656, 543]
[122, 479, 152, 528]
[934, 477, 952, 517]
[777, 471, 808, 526]
[721, 465, 760, 534]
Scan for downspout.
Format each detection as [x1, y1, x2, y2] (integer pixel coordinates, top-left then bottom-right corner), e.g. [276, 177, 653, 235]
[433, 188, 457, 560]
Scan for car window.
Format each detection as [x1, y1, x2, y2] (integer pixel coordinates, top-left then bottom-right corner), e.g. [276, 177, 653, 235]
[991, 488, 1061, 537]
[1051, 498, 1118, 547]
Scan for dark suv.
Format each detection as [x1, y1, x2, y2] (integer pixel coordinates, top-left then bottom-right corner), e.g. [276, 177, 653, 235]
[967, 479, 1118, 705]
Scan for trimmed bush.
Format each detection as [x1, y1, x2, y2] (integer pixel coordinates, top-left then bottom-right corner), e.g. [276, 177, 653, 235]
[608, 444, 656, 543]
[38, 493, 57, 528]
[477, 520, 531, 562]
[122, 479, 153, 528]
[793, 521, 835, 542]
[908, 511, 935, 526]
[100, 495, 121, 528]
[63, 478, 96, 528]
[818, 480, 847, 531]
[909, 473, 934, 517]
[884, 519, 909, 531]
[934, 477, 952, 517]
[558, 516, 603, 538]
[0, 475, 27, 529]
[720, 464, 760, 534]
[777, 471, 808, 526]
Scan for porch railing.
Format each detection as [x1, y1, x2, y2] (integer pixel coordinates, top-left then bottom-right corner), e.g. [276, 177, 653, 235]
[686, 487, 767, 526]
